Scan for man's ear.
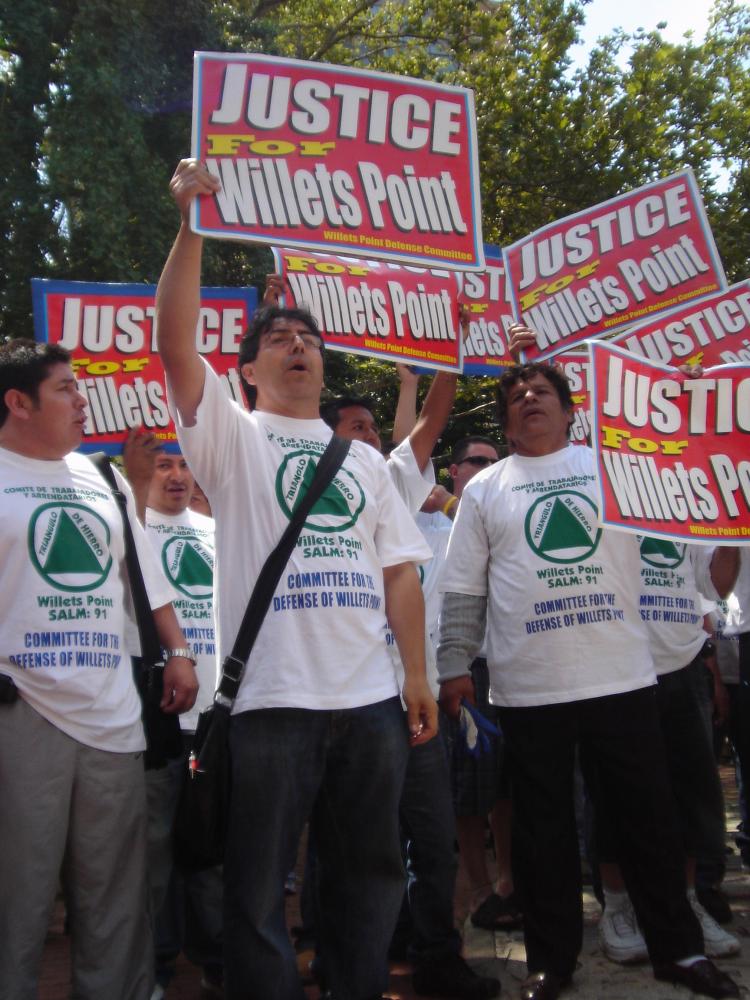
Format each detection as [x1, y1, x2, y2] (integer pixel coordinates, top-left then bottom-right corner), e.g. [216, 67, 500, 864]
[3, 388, 33, 420]
[448, 463, 459, 479]
[240, 361, 258, 388]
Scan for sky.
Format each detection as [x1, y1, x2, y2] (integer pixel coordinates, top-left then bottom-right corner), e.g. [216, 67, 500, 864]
[571, 0, 713, 67]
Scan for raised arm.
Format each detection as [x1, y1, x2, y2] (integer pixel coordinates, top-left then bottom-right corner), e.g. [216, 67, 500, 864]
[121, 428, 161, 523]
[404, 305, 472, 469]
[392, 364, 421, 444]
[407, 371, 458, 472]
[155, 159, 221, 426]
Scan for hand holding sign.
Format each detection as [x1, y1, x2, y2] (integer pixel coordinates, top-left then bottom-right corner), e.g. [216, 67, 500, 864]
[170, 159, 220, 225]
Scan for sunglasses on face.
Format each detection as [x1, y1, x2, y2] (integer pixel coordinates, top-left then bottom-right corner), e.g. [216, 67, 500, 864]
[457, 456, 497, 468]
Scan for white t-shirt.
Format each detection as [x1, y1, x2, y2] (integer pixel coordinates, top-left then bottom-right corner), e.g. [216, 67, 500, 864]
[637, 541, 718, 675]
[387, 438, 435, 516]
[403, 510, 452, 697]
[173, 361, 432, 713]
[0, 447, 173, 751]
[145, 507, 216, 732]
[439, 444, 655, 707]
[415, 509, 452, 655]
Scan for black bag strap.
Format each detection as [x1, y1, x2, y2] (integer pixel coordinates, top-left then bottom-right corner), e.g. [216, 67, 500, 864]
[215, 434, 351, 708]
[89, 453, 163, 666]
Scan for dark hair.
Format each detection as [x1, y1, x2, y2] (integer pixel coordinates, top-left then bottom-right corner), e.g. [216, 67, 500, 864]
[319, 395, 376, 431]
[237, 306, 324, 408]
[495, 362, 574, 437]
[450, 435, 500, 466]
[0, 339, 72, 428]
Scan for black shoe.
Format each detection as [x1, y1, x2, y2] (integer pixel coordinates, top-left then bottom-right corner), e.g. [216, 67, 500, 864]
[653, 958, 740, 998]
[697, 886, 733, 925]
[471, 892, 523, 931]
[412, 952, 501, 998]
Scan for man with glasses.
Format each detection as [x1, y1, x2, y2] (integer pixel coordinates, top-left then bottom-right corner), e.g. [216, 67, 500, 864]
[318, 404, 502, 996]
[156, 159, 437, 1000]
[447, 438, 500, 512]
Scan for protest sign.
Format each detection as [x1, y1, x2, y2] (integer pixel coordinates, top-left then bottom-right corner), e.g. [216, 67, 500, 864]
[459, 245, 515, 376]
[609, 279, 750, 368]
[192, 52, 483, 270]
[556, 351, 592, 444]
[32, 279, 257, 453]
[505, 170, 726, 363]
[272, 248, 461, 371]
[589, 339, 750, 543]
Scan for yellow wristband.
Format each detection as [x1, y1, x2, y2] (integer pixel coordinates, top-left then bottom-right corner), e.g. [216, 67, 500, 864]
[441, 495, 459, 516]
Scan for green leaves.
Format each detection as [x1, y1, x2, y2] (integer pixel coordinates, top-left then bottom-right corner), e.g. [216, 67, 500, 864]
[3, 0, 749, 446]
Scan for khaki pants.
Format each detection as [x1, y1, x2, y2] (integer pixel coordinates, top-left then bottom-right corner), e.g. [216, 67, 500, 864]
[0, 695, 153, 1000]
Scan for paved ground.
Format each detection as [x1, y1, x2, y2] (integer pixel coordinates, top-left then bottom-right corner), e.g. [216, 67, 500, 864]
[38, 763, 750, 998]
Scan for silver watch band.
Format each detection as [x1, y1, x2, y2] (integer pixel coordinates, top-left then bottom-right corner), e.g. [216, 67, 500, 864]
[164, 647, 196, 666]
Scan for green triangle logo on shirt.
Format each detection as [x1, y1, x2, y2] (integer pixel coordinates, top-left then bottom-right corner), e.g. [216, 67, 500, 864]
[173, 541, 213, 588]
[294, 457, 351, 519]
[537, 498, 593, 554]
[162, 536, 214, 599]
[29, 503, 112, 592]
[276, 447, 365, 533]
[524, 490, 601, 564]
[42, 508, 105, 575]
[639, 536, 685, 569]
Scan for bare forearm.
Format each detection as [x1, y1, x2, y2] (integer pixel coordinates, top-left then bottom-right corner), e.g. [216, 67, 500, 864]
[155, 225, 206, 425]
[153, 603, 188, 650]
[392, 378, 419, 444]
[384, 562, 427, 680]
[384, 561, 438, 743]
[409, 372, 457, 471]
[156, 160, 220, 424]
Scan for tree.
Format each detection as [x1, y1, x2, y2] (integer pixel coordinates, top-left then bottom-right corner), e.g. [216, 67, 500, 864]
[2, 0, 749, 446]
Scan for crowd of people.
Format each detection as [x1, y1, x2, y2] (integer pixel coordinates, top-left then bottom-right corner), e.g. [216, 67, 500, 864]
[1, 156, 749, 1000]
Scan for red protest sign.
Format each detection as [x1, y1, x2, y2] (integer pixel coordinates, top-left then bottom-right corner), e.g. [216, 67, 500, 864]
[273, 248, 461, 371]
[192, 52, 483, 271]
[505, 170, 726, 362]
[589, 339, 750, 543]
[32, 279, 257, 453]
[459, 246, 515, 375]
[555, 351, 592, 445]
[609, 280, 750, 368]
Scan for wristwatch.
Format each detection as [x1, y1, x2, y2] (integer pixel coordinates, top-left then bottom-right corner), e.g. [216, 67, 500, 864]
[164, 647, 197, 666]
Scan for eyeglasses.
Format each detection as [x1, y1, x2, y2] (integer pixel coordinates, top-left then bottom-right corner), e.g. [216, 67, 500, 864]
[457, 456, 497, 468]
[262, 330, 323, 351]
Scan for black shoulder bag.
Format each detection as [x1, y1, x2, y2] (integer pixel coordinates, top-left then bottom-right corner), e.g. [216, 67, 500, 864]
[90, 453, 183, 769]
[173, 434, 351, 870]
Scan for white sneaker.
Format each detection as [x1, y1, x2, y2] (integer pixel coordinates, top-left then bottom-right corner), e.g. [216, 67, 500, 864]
[599, 897, 649, 964]
[688, 889, 741, 957]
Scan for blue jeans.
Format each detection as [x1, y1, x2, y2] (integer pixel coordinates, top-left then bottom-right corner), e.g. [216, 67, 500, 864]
[399, 727, 461, 963]
[224, 698, 409, 1000]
